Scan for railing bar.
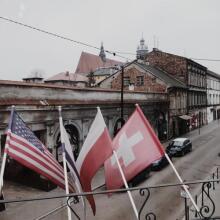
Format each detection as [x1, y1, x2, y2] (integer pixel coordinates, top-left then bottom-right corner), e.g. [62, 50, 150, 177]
[0, 179, 219, 205]
[213, 173, 215, 190]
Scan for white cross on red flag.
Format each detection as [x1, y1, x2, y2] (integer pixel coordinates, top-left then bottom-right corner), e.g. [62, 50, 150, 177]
[105, 105, 165, 190]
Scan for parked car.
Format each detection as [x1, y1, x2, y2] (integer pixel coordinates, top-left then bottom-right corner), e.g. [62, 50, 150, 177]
[167, 138, 192, 156]
[127, 165, 152, 187]
[151, 151, 173, 171]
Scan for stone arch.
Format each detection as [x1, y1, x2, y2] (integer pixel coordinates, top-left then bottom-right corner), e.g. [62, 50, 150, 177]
[113, 117, 126, 137]
[54, 121, 82, 163]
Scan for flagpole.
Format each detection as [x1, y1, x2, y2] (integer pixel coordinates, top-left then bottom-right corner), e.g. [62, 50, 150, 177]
[164, 153, 200, 213]
[0, 105, 15, 194]
[113, 150, 139, 220]
[58, 106, 72, 220]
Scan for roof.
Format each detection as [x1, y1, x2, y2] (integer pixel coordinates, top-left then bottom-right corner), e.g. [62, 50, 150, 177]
[149, 49, 207, 69]
[45, 72, 88, 82]
[93, 67, 117, 76]
[173, 138, 189, 142]
[75, 51, 123, 74]
[135, 61, 187, 89]
[207, 70, 220, 79]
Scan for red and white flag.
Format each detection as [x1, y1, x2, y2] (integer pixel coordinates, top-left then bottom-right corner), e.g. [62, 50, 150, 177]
[76, 107, 113, 215]
[105, 105, 165, 190]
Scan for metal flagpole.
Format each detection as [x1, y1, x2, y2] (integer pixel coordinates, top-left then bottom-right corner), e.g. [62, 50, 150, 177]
[164, 153, 200, 213]
[113, 150, 139, 220]
[0, 105, 15, 194]
[58, 106, 72, 220]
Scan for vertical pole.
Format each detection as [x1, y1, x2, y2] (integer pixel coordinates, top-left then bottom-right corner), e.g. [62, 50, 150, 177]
[113, 151, 139, 220]
[0, 105, 15, 193]
[195, 195, 198, 218]
[58, 106, 72, 220]
[184, 198, 189, 220]
[165, 153, 200, 212]
[184, 198, 187, 220]
[120, 65, 124, 126]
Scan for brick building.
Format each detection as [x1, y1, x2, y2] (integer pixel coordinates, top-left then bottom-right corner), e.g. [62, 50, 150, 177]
[98, 60, 188, 139]
[146, 49, 207, 130]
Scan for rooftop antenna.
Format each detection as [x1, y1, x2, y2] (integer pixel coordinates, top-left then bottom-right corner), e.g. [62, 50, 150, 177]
[183, 49, 187, 57]
[153, 35, 156, 48]
[157, 39, 159, 49]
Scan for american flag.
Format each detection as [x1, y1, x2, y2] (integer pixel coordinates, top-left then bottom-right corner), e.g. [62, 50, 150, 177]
[5, 111, 75, 192]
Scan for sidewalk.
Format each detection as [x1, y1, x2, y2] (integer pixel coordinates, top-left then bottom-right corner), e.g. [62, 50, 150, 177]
[181, 166, 220, 220]
[163, 119, 220, 147]
[164, 120, 220, 219]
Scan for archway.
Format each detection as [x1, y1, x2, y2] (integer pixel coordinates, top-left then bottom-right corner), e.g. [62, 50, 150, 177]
[113, 118, 125, 137]
[56, 124, 80, 163]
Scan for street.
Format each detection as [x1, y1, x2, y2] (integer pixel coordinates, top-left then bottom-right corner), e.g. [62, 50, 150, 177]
[0, 121, 220, 220]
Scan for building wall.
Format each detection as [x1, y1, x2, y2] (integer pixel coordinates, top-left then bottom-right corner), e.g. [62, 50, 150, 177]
[111, 66, 167, 93]
[206, 73, 220, 123]
[169, 89, 187, 116]
[0, 81, 169, 160]
[146, 50, 188, 83]
[45, 80, 87, 88]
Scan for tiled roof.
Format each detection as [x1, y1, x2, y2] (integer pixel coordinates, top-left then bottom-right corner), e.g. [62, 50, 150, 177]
[135, 61, 187, 89]
[45, 72, 88, 82]
[75, 51, 123, 74]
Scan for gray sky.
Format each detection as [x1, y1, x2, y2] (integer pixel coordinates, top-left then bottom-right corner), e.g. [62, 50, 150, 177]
[0, 0, 220, 80]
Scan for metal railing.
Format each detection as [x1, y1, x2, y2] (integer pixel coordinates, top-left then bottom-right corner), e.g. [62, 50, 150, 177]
[0, 168, 219, 220]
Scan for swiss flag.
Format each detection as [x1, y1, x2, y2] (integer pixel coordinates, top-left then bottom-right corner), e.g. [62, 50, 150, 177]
[76, 107, 113, 215]
[105, 104, 165, 190]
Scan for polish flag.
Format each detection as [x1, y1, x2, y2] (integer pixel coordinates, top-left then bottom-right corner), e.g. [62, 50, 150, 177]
[76, 107, 113, 215]
[105, 104, 165, 190]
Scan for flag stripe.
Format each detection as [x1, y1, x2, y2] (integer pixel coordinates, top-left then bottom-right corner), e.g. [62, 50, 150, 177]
[76, 108, 113, 215]
[10, 133, 64, 174]
[65, 150, 81, 182]
[79, 128, 113, 214]
[7, 131, 75, 192]
[9, 134, 64, 177]
[5, 110, 75, 192]
[8, 139, 64, 181]
[7, 145, 75, 192]
[7, 148, 66, 188]
[76, 109, 106, 171]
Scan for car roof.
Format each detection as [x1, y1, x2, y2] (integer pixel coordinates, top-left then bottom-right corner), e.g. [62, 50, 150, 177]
[173, 138, 189, 142]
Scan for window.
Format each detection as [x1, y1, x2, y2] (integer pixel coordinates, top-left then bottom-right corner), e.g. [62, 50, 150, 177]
[136, 76, 144, 86]
[123, 77, 130, 86]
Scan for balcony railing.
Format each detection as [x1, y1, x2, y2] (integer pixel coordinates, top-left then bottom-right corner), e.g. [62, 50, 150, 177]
[0, 168, 219, 220]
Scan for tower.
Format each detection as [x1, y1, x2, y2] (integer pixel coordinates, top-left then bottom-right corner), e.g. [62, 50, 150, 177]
[99, 42, 106, 62]
[136, 36, 148, 60]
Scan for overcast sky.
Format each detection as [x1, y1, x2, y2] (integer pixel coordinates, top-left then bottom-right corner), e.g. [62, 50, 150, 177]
[0, 0, 220, 80]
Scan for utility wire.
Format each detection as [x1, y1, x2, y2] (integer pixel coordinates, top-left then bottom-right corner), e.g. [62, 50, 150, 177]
[1, 16, 220, 62]
[0, 16, 131, 61]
